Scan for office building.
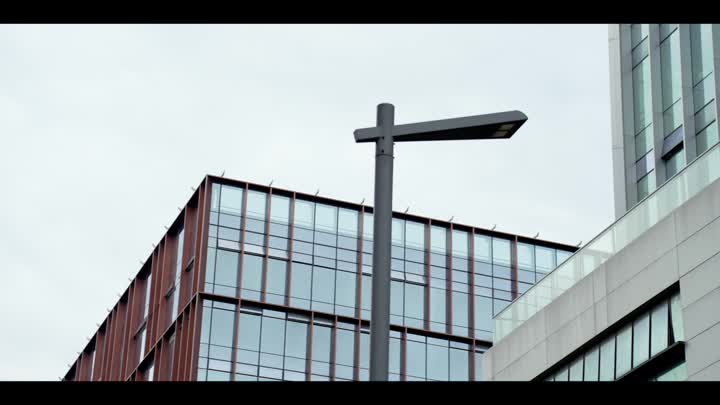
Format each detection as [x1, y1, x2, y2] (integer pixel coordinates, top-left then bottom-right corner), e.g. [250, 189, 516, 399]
[483, 24, 720, 381]
[63, 175, 577, 381]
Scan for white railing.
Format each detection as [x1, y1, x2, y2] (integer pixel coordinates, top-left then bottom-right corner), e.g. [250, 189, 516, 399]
[494, 142, 720, 342]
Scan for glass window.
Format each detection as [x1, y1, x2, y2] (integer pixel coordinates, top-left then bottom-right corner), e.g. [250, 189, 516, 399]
[312, 324, 331, 376]
[430, 287, 445, 331]
[651, 301, 669, 356]
[633, 313, 650, 367]
[312, 266, 335, 306]
[214, 250, 239, 295]
[266, 258, 287, 304]
[690, 24, 714, 85]
[391, 281, 403, 323]
[517, 243, 534, 271]
[584, 347, 599, 381]
[474, 295, 493, 333]
[431, 226, 446, 253]
[290, 262, 311, 308]
[670, 293, 684, 342]
[449, 348, 468, 381]
[492, 238, 511, 266]
[427, 343, 449, 381]
[294, 200, 314, 229]
[406, 337, 426, 379]
[452, 291, 468, 332]
[406, 221, 425, 250]
[363, 213, 373, 240]
[404, 283, 424, 327]
[220, 185, 244, 216]
[315, 204, 337, 233]
[210, 307, 235, 348]
[599, 336, 615, 381]
[260, 316, 285, 355]
[631, 24, 649, 47]
[452, 230, 468, 257]
[211, 183, 221, 211]
[666, 148, 685, 179]
[241, 254, 263, 300]
[246, 191, 267, 220]
[270, 195, 290, 224]
[361, 275, 371, 318]
[474, 234, 491, 263]
[392, 218, 405, 246]
[569, 357, 583, 381]
[556, 250, 572, 266]
[697, 122, 718, 155]
[335, 326, 355, 380]
[616, 324, 632, 377]
[390, 336, 401, 377]
[637, 172, 656, 201]
[633, 58, 652, 133]
[335, 270, 356, 314]
[554, 366, 568, 381]
[237, 313, 261, 364]
[661, 31, 682, 113]
[338, 208, 358, 237]
[473, 350, 484, 381]
[284, 320, 307, 370]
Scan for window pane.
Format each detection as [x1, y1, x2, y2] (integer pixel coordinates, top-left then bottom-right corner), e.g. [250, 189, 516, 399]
[285, 321, 307, 361]
[338, 208, 358, 237]
[246, 190, 267, 219]
[584, 347, 599, 381]
[661, 30, 682, 111]
[452, 230, 468, 257]
[449, 348, 468, 381]
[335, 270, 356, 312]
[670, 293, 684, 342]
[474, 235, 491, 263]
[633, 58, 652, 133]
[266, 258, 287, 304]
[241, 254, 263, 300]
[237, 313, 261, 352]
[363, 213, 373, 240]
[427, 343, 449, 381]
[260, 316, 285, 355]
[220, 185, 243, 216]
[492, 238, 511, 266]
[431, 226, 446, 253]
[616, 324, 632, 377]
[473, 351, 484, 381]
[554, 366, 568, 381]
[211, 183, 221, 211]
[599, 336, 615, 381]
[290, 262, 312, 303]
[406, 221, 425, 250]
[651, 301, 669, 356]
[210, 308, 235, 348]
[215, 250, 239, 292]
[430, 288, 445, 331]
[406, 338, 426, 379]
[633, 313, 650, 367]
[666, 148, 685, 179]
[315, 204, 337, 233]
[697, 122, 718, 155]
[404, 283, 424, 326]
[568, 356, 583, 381]
[452, 291, 468, 330]
[312, 267, 335, 306]
[270, 195, 290, 224]
[474, 296, 493, 333]
[294, 200, 314, 229]
[690, 24, 714, 85]
[335, 327, 355, 375]
[517, 243, 534, 271]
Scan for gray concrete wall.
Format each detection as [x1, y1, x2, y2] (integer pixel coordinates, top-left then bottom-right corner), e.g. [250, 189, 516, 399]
[482, 176, 720, 381]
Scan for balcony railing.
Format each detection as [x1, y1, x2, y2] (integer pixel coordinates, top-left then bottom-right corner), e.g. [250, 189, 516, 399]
[494, 142, 720, 342]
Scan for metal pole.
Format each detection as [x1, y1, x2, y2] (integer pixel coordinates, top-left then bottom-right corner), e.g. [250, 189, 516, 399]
[369, 103, 394, 381]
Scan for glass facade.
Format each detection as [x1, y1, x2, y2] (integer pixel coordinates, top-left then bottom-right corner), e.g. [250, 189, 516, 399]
[545, 291, 684, 381]
[198, 182, 576, 381]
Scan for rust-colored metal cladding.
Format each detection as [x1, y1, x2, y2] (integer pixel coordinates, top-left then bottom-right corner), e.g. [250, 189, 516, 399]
[63, 174, 577, 382]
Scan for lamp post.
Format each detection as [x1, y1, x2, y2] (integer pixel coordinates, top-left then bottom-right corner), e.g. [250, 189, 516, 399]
[354, 103, 527, 381]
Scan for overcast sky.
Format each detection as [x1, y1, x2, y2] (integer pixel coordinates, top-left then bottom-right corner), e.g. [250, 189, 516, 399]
[0, 24, 612, 380]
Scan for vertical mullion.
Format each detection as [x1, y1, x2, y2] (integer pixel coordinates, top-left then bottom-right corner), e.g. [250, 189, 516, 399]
[468, 229, 476, 340]
[236, 183, 249, 299]
[230, 301, 240, 381]
[329, 317, 337, 381]
[261, 188, 272, 302]
[353, 320, 361, 381]
[400, 328, 407, 381]
[355, 207, 364, 320]
[510, 236, 519, 300]
[446, 225, 453, 334]
[423, 220, 431, 331]
[285, 193, 296, 307]
[305, 313, 314, 381]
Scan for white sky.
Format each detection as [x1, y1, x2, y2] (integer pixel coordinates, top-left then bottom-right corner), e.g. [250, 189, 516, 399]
[0, 24, 613, 380]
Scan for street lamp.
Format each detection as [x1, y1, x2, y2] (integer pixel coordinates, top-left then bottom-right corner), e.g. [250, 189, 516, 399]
[354, 103, 527, 382]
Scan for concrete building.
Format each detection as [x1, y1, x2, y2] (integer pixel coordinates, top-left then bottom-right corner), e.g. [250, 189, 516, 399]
[484, 24, 720, 381]
[62, 175, 576, 381]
